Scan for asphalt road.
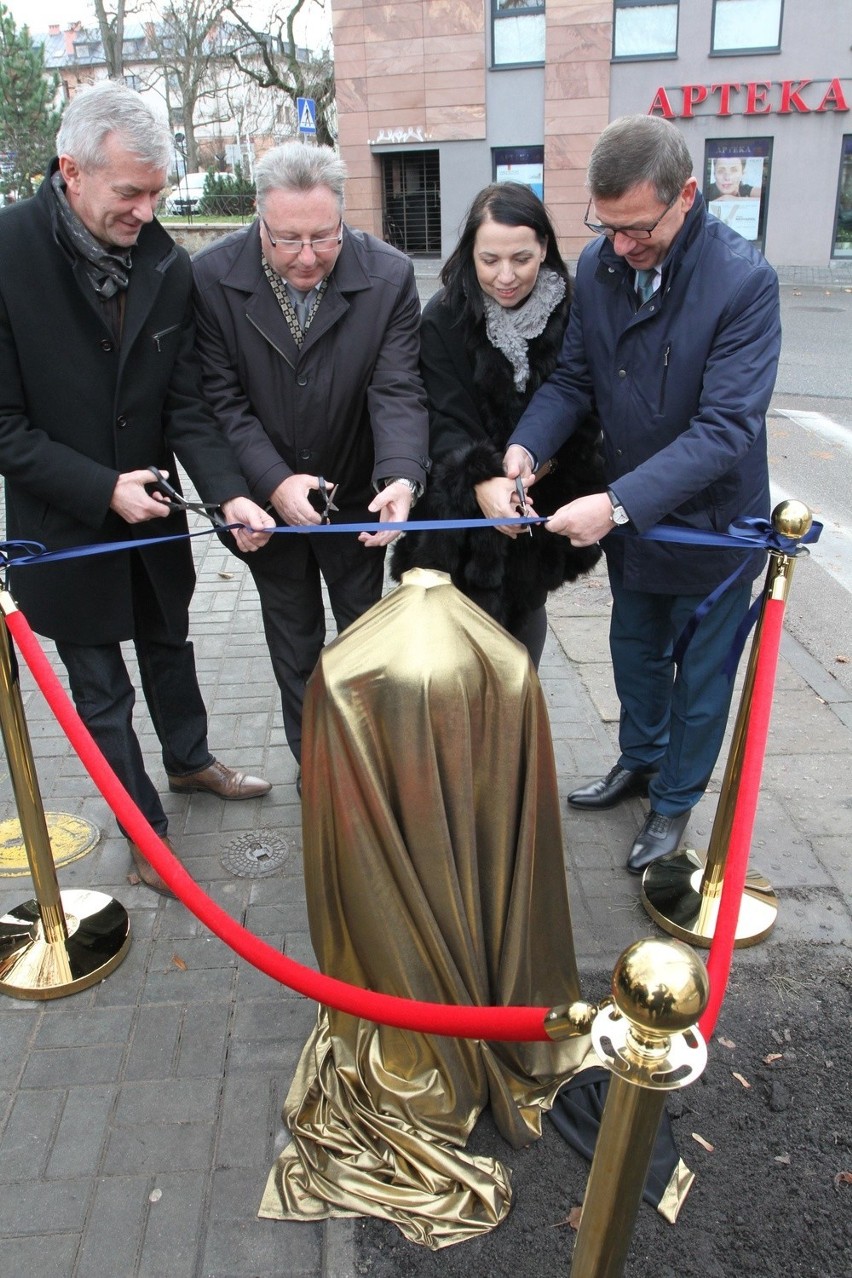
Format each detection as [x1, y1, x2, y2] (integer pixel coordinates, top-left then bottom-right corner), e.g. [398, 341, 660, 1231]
[770, 283, 852, 700]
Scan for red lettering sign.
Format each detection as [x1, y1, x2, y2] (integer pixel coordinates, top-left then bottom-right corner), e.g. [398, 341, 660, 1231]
[778, 79, 812, 112]
[648, 87, 675, 118]
[816, 78, 850, 112]
[710, 83, 741, 116]
[648, 78, 850, 118]
[681, 84, 709, 118]
[745, 82, 772, 115]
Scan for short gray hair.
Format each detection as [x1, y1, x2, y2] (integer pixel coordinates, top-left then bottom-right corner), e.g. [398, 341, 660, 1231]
[56, 80, 172, 172]
[255, 143, 347, 214]
[587, 115, 693, 205]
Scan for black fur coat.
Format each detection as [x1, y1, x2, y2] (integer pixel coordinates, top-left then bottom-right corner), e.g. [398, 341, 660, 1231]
[391, 287, 603, 629]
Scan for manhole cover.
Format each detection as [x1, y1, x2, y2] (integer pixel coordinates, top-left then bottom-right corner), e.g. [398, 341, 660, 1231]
[0, 813, 100, 877]
[221, 830, 291, 878]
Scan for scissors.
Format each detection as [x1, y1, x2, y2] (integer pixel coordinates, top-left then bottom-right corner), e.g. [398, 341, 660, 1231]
[311, 476, 340, 525]
[146, 467, 228, 529]
[514, 476, 533, 536]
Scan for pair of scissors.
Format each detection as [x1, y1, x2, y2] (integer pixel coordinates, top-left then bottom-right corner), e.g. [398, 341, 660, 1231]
[313, 476, 339, 525]
[514, 477, 533, 536]
[146, 467, 228, 529]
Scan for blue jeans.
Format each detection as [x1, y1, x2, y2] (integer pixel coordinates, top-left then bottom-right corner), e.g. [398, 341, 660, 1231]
[608, 567, 752, 815]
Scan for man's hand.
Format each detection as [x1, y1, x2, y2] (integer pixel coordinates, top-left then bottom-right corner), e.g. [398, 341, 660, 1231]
[220, 497, 275, 552]
[503, 445, 536, 483]
[110, 469, 174, 523]
[268, 473, 327, 527]
[360, 480, 414, 547]
[545, 492, 615, 546]
[475, 475, 535, 540]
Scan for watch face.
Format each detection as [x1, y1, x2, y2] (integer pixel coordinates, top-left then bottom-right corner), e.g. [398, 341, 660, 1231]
[612, 505, 629, 525]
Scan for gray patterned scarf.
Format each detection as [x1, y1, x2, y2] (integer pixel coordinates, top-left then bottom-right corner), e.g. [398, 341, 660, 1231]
[481, 266, 566, 392]
[51, 170, 133, 299]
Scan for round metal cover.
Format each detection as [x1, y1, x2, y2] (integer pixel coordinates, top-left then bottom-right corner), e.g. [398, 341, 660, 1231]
[0, 813, 100, 877]
[221, 830, 291, 878]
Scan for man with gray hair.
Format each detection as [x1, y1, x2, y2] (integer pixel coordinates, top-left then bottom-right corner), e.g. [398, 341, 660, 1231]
[0, 80, 275, 895]
[504, 114, 781, 874]
[192, 143, 429, 779]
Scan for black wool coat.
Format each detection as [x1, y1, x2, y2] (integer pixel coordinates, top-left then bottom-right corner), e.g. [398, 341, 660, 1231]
[0, 163, 250, 645]
[391, 287, 603, 629]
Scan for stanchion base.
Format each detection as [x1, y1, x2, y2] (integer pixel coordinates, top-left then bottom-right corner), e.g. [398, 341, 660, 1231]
[0, 889, 131, 1000]
[640, 849, 778, 949]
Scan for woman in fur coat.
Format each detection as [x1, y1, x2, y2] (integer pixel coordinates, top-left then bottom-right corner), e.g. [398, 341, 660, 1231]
[391, 182, 603, 667]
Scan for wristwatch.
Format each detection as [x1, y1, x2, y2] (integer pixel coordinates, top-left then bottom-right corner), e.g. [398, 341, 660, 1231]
[607, 488, 630, 526]
[383, 476, 422, 506]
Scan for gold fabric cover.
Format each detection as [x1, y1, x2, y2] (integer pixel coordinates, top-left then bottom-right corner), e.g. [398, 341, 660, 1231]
[259, 569, 595, 1248]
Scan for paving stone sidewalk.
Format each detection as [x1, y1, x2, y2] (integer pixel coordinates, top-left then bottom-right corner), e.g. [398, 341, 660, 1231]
[1, 527, 849, 1278]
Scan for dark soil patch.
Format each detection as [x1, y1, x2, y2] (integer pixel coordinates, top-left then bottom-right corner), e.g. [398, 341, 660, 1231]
[354, 945, 852, 1278]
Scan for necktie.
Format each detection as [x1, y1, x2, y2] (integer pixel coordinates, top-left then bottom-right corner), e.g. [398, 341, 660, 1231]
[635, 268, 657, 304]
[293, 295, 309, 330]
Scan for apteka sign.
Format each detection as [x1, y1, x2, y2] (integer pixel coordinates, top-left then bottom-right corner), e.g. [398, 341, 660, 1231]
[649, 77, 849, 119]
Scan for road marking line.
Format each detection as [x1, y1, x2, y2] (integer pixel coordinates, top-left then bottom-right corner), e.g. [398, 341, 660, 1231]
[773, 409, 852, 454]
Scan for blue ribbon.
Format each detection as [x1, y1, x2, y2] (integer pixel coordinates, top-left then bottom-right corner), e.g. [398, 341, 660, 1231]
[0, 512, 823, 678]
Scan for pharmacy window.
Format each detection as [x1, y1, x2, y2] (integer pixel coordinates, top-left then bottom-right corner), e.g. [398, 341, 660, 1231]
[832, 136, 852, 260]
[711, 0, 783, 54]
[493, 147, 544, 200]
[613, 1, 678, 60]
[492, 0, 545, 68]
[703, 138, 772, 252]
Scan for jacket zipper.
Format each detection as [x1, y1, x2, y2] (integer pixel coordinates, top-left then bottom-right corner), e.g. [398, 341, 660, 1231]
[152, 323, 180, 352]
[660, 343, 671, 413]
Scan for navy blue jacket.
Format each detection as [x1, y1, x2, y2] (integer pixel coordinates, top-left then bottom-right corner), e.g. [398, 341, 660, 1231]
[509, 193, 780, 595]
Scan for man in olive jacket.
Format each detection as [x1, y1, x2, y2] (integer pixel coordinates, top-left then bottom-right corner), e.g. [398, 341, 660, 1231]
[0, 82, 274, 893]
[192, 143, 430, 770]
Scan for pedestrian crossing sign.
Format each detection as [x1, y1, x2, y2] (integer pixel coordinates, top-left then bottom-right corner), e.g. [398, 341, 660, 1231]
[297, 97, 317, 135]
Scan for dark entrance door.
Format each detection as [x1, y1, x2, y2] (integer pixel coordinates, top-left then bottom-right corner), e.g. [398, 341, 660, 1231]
[381, 150, 441, 255]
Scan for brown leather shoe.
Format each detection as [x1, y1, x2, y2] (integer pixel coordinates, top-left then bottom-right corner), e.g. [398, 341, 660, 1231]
[127, 836, 176, 897]
[167, 759, 271, 800]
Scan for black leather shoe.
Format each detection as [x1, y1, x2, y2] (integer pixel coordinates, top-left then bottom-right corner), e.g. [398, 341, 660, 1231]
[568, 764, 657, 810]
[626, 810, 690, 875]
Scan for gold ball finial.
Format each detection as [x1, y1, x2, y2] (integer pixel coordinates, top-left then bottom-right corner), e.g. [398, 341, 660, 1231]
[772, 499, 812, 540]
[611, 937, 709, 1035]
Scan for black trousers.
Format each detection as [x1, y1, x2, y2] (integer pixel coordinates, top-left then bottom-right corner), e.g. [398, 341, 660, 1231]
[244, 534, 386, 764]
[56, 555, 212, 837]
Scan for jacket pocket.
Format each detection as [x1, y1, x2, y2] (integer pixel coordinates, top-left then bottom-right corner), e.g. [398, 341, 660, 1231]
[151, 323, 181, 353]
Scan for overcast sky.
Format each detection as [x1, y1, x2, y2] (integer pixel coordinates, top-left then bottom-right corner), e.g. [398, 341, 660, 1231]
[7, 1, 331, 47]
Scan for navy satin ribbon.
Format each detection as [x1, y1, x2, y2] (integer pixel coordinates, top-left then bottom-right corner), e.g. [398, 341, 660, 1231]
[0, 514, 823, 678]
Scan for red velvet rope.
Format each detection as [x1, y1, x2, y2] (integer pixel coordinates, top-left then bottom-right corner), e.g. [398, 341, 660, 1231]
[699, 596, 786, 1040]
[4, 604, 554, 1042]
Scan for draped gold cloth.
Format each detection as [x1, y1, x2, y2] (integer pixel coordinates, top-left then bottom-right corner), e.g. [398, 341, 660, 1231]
[259, 569, 595, 1248]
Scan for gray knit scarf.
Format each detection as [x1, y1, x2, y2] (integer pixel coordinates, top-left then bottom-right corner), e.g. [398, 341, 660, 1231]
[51, 171, 133, 299]
[481, 266, 566, 392]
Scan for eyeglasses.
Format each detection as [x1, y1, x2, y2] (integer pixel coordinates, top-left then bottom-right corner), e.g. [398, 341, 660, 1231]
[261, 217, 343, 254]
[583, 193, 679, 241]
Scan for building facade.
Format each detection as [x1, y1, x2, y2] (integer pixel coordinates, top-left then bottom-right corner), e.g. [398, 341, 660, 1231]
[332, 0, 851, 267]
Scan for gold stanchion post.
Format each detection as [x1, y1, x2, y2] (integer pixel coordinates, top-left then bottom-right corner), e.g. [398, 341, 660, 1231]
[0, 592, 131, 999]
[640, 500, 813, 948]
[569, 938, 709, 1278]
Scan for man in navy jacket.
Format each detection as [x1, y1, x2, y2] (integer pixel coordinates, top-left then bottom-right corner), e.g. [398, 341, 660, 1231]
[504, 114, 780, 874]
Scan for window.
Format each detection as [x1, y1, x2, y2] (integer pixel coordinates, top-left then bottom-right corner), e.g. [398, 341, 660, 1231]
[492, 0, 545, 68]
[613, 1, 678, 60]
[711, 0, 782, 54]
[381, 151, 442, 256]
[832, 136, 852, 260]
[493, 147, 544, 200]
[703, 138, 772, 251]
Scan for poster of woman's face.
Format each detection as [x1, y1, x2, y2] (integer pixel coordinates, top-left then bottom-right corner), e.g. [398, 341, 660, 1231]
[703, 140, 771, 248]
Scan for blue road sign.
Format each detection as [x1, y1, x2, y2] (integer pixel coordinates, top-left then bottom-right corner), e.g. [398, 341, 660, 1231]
[297, 97, 317, 135]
